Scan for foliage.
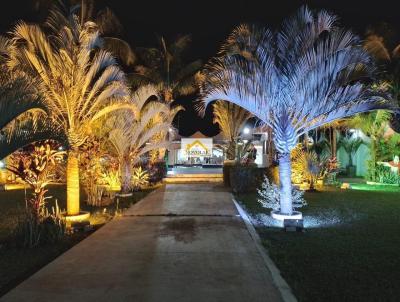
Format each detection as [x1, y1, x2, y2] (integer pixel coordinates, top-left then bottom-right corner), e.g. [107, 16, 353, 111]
[257, 176, 307, 211]
[104, 85, 180, 192]
[9, 8, 130, 215]
[375, 164, 400, 184]
[131, 167, 149, 191]
[13, 200, 66, 248]
[229, 163, 264, 193]
[200, 6, 391, 215]
[337, 135, 364, 167]
[146, 160, 167, 184]
[129, 35, 202, 103]
[7, 143, 65, 219]
[212, 100, 252, 160]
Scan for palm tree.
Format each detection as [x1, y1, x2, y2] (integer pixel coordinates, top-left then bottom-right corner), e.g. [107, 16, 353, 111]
[337, 136, 364, 173]
[200, 7, 392, 216]
[129, 35, 202, 103]
[44, 0, 136, 67]
[9, 14, 130, 216]
[212, 100, 252, 160]
[347, 110, 391, 180]
[0, 36, 56, 159]
[104, 85, 180, 193]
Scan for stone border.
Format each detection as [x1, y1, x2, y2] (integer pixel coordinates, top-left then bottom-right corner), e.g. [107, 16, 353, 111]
[232, 197, 297, 302]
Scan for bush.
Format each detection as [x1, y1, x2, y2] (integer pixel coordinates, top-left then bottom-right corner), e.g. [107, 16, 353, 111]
[223, 160, 236, 187]
[257, 176, 307, 211]
[376, 165, 400, 185]
[13, 204, 66, 248]
[147, 161, 167, 183]
[229, 163, 266, 193]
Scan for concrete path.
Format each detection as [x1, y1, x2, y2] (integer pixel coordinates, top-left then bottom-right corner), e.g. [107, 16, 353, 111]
[2, 184, 283, 302]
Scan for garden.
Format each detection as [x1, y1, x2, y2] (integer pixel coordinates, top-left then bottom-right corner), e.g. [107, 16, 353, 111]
[0, 0, 400, 300]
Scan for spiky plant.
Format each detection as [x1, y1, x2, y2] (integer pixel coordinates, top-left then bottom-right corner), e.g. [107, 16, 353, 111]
[337, 136, 364, 167]
[212, 100, 252, 160]
[105, 85, 181, 193]
[129, 35, 202, 103]
[9, 13, 130, 216]
[200, 7, 392, 216]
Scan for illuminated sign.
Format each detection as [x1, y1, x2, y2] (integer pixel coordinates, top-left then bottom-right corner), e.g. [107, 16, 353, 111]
[181, 138, 212, 158]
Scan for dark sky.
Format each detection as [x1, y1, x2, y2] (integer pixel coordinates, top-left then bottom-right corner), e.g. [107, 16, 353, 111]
[1, 0, 400, 136]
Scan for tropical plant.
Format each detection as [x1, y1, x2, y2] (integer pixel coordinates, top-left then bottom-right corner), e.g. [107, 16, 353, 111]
[200, 7, 391, 216]
[131, 166, 149, 191]
[129, 35, 202, 103]
[291, 146, 326, 190]
[7, 143, 65, 220]
[9, 12, 130, 216]
[105, 86, 180, 193]
[212, 100, 252, 160]
[258, 176, 307, 211]
[347, 110, 391, 180]
[337, 136, 364, 167]
[43, 0, 135, 67]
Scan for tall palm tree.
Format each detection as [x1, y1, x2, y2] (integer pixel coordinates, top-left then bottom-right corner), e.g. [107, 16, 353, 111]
[200, 7, 392, 216]
[129, 35, 202, 103]
[43, 0, 136, 67]
[9, 14, 130, 216]
[212, 100, 252, 160]
[104, 85, 180, 193]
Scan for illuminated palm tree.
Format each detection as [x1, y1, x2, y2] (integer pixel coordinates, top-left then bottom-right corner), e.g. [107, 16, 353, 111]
[129, 35, 202, 103]
[9, 16, 130, 216]
[212, 100, 252, 160]
[105, 85, 181, 193]
[0, 36, 55, 159]
[200, 7, 391, 216]
[42, 0, 136, 67]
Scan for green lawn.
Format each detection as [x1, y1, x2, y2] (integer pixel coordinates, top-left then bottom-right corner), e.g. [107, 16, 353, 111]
[236, 186, 400, 302]
[0, 185, 154, 296]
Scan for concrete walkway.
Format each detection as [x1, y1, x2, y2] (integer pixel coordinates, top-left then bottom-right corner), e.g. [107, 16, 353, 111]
[2, 184, 283, 302]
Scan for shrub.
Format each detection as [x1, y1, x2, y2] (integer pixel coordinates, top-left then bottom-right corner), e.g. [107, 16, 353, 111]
[13, 201, 66, 248]
[147, 161, 167, 183]
[376, 164, 400, 184]
[132, 167, 149, 190]
[230, 163, 265, 193]
[222, 160, 236, 187]
[257, 176, 307, 211]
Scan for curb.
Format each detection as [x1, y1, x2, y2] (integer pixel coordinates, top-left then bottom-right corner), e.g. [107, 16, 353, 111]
[232, 196, 297, 302]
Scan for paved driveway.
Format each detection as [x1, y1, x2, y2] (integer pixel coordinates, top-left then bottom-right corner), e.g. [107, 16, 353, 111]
[2, 184, 283, 302]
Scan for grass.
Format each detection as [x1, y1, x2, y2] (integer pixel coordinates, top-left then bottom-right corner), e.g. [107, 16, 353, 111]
[0, 184, 155, 296]
[236, 186, 400, 302]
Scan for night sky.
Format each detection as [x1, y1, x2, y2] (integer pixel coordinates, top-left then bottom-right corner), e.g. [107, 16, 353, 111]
[1, 0, 400, 136]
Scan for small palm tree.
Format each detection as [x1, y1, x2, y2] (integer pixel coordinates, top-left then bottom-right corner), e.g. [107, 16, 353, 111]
[9, 13, 130, 216]
[338, 136, 364, 168]
[129, 35, 202, 103]
[200, 7, 392, 216]
[105, 85, 180, 193]
[213, 100, 252, 160]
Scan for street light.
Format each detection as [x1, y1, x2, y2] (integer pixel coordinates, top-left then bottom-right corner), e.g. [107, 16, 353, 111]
[243, 127, 250, 135]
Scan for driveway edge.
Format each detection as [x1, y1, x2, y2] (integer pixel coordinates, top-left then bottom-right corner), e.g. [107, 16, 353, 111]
[232, 197, 297, 302]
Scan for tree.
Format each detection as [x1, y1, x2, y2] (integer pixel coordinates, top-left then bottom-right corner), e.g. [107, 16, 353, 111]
[347, 110, 391, 180]
[9, 13, 130, 216]
[200, 7, 391, 216]
[0, 36, 56, 159]
[212, 100, 252, 160]
[105, 85, 181, 193]
[337, 136, 364, 168]
[129, 35, 202, 103]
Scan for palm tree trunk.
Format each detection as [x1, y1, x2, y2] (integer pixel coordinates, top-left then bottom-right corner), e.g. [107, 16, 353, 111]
[278, 152, 293, 215]
[120, 157, 131, 194]
[67, 150, 80, 216]
[332, 128, 337, 157]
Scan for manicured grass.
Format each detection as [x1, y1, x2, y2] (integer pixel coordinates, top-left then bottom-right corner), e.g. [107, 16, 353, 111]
[236, 187, 400, 302]
[0, 185, 155, 296]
